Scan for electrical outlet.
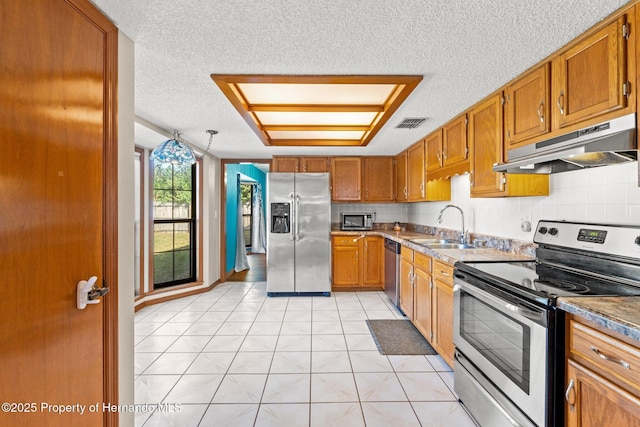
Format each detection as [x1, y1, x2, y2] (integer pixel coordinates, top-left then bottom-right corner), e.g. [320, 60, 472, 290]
[520, 214, 532, 232]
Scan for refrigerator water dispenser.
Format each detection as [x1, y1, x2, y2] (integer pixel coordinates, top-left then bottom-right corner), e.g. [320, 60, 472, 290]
[270, 202, 290, 233]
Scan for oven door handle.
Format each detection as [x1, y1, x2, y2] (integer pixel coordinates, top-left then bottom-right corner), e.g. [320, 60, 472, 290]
[505, 303, 545, 321]
[455, 279, 547, 326]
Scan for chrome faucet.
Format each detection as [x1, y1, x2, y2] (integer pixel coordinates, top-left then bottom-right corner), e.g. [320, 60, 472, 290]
[437, 204, 467, 244]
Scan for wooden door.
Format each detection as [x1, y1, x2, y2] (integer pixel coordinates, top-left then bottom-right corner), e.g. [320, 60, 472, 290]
[566, 360, 640, 427]
[395, 151, 408, 202]
[425, 130, 443, 173]
[0, 1, 117, 425]
[331, 157, 361, 201]
[553, 15, 630, 129]
[363, 157, 395, 202]
[407, 140, 426, 201]
[443, 114, 468, 166]
[301, 157, 329, 172]
[413, 268, 432, 341]
[363, 236, 384, 287]
[273, 156, 300, 172]
[505, 63, 551, 148]
[469, 93, 506, 196]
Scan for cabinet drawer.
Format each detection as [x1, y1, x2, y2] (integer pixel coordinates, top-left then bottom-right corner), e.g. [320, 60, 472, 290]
[414, 252, 432, 272]
[332, 235, 362, 246]
[433, 260, 454, 285]
[401, 246, 414, 262]
[569, 319, 640, 393]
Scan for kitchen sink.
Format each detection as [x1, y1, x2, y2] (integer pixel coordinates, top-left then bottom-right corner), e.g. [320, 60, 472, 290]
[409, 238, 475, 249]
[409, 238, 452, 245]
[422, 243, 475, 250]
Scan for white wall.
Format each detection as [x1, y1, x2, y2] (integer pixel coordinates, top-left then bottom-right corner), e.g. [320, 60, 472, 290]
[117, 31, 135, 427]
[409, 162, 640, 240]
[202, 155, 221, 285]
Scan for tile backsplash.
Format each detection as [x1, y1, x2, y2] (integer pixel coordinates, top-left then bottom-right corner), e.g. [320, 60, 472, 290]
[332, 162, 640, 242]
[410, 162, 640, 241]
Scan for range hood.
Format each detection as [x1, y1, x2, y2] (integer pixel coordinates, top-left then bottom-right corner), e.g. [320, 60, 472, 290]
[493, 113, 637, 174]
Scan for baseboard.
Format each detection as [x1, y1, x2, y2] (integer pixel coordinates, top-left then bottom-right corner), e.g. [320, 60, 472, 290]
[134, 280, 220, 312]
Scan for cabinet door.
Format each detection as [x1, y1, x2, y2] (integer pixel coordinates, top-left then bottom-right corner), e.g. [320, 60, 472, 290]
[399, 257, 414, 320]
[565, 360, 640, 427]
[273, 156, 300, 172]
[331, 244, 360, 287]
[331, 157, 361, 201]
[413, 267, 432, 341]
[363, 236, 384, 287]
[443, 114, 468, 166]
[433, 278, 455, 368]
[469, 93, 506, 196]
[425, 130, 443, 173]
[395, 151, 408, 202]
[505, 63, 551, 148]
[407, 140, 426, 201]
[301, 157, 330, 172]
[363, 157, 395, 202]
[553, 16, 630, 129]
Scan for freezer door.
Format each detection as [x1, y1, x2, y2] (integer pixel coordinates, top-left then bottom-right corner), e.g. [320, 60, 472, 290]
[266, 173, 295, 292]
[294, 173, 331, 292]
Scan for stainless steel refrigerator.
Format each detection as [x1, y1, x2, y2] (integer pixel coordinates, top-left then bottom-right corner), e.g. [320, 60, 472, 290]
[266, 173, 331, 296]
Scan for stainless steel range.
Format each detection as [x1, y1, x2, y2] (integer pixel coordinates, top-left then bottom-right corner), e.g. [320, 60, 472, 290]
[453, 220, 640, 427]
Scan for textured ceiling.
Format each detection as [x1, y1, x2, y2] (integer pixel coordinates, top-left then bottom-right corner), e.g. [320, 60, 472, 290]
[90, 0, 631, 159]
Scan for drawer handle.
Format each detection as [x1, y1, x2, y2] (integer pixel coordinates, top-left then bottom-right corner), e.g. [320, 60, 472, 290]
[590, 346, 630, 369]
[439, 270, 450, 276]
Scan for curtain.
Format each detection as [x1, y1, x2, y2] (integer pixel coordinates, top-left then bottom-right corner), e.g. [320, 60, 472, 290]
[251, 182, 266, 253]
[234, 174, 250, 272]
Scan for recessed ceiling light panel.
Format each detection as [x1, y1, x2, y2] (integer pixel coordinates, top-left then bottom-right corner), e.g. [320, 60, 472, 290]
[212, 75, 423, 147]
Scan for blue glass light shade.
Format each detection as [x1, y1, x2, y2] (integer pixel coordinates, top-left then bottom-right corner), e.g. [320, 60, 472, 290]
[151, 138, 196, 165]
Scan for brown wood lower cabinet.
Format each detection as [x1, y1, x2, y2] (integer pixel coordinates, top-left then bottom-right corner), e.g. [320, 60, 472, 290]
[331, 234, 383, 290]
[399, 247, 415, 320]
[565, 315, 640, 426]
[431, 260, 455, 368]
[398, 246, 454, 369]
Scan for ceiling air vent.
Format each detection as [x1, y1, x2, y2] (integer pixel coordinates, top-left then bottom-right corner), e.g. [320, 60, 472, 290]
[395, 117, 427, 129]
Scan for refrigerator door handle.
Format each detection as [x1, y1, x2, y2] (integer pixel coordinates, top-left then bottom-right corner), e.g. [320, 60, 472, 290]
[288, 192, 296, 241]
[294, 193, 301, 241]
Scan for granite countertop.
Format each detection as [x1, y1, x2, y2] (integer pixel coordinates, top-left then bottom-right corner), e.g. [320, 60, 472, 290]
[558, 297, 640, 343]
[331, 229, 533, 264]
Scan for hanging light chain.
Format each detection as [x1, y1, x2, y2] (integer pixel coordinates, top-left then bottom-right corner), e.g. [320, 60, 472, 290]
[206, 130, 218, 152]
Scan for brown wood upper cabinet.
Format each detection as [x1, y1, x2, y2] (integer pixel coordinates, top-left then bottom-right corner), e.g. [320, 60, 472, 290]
[553, 13, 633, 130]
[395, 151, 408, 202]
[301, 157, 330, 172]
[407, 139, 426, 201]
[469, 92, 549, 197]
[272, 156, 300, 172]
[505, 63, 551, 149]
[331, 157, 362, 201]
[363, 157, 395, 202]
[273, 156, 330, 172]
[426, 115, 470, 180]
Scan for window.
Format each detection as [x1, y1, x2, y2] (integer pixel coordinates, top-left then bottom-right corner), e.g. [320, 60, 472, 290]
[152, 162, 196, 288]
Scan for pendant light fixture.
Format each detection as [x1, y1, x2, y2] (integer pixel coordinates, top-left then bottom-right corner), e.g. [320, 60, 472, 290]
[151, 130, 196, 165]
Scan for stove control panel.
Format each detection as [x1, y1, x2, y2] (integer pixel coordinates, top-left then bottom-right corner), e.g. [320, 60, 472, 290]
[577, 228, 607, 244]
[534, 220, 640, 260]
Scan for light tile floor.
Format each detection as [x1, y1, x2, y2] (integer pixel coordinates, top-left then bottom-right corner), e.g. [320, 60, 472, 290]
[134, 282, 476, 426]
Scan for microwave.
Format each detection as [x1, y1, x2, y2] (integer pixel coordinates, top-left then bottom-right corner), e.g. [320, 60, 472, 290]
[340, 213, 373, 231]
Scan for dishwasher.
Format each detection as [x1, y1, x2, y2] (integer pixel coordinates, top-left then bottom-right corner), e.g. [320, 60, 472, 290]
[383, 238, 401, 307]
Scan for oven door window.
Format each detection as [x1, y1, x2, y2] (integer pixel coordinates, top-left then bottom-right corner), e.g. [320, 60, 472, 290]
[460, 289, 530, 393]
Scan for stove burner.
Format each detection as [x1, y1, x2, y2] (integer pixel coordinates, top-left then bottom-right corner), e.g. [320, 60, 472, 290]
[541, 280, 591, 294]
